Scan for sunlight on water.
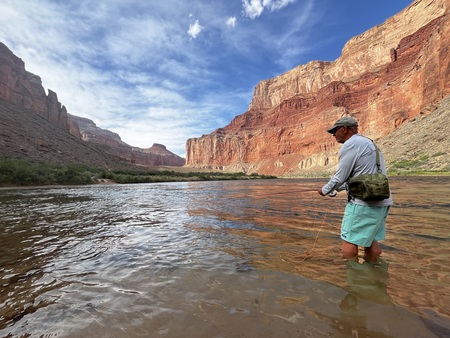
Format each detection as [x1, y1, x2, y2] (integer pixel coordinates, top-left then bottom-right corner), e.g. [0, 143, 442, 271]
[1, 177, 449, 337]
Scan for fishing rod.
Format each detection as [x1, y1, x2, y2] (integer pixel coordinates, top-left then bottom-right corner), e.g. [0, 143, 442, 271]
[251, 189, 338, 198]
[253, 189, 314, 197]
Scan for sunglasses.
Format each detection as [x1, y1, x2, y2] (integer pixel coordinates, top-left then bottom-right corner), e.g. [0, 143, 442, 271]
[332, 126, 344, 135]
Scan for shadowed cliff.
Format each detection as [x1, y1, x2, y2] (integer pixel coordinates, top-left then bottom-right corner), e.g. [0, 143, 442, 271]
[0, 41, 184, 169]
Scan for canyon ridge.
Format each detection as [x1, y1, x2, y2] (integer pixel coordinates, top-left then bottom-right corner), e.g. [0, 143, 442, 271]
[1, 0, 449, 176]
[0, 41, 184, 170]
[186, 0, 450, 176]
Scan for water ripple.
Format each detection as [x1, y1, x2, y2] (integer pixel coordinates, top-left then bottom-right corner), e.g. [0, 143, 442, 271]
[1, 178, 449, 337]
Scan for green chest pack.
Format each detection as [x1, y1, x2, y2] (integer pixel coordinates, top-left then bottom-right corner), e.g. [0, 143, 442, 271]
[347, 141, 390, 201]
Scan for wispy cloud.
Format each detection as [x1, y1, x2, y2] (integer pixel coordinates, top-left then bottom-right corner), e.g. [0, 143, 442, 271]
[1, 0, 407, 157]
[242, 0, 296, 19]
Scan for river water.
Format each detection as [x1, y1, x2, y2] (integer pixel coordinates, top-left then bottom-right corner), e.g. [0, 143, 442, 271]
[1, 177, 449, 337]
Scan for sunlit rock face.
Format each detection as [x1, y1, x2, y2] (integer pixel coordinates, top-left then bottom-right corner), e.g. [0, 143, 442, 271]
[186, 0, 450, 175]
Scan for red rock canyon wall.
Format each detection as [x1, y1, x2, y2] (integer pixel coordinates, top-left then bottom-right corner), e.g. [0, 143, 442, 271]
[186, 0, 450, 175]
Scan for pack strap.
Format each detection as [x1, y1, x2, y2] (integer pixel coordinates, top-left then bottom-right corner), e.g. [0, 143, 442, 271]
[372, 140, 382, 173]
[361, 135, 382, 173]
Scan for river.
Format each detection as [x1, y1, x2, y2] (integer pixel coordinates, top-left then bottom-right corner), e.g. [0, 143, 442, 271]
[1, 176, 449, 337]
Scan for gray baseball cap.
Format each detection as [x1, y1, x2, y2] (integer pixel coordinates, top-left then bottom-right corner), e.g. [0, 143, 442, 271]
[327, 116, 358, 134]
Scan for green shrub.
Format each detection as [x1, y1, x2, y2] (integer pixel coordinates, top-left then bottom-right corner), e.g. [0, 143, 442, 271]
[0, 158, 95, 186]
[0, 157, 277, 186]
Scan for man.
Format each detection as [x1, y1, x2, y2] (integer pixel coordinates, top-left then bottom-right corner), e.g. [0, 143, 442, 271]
[317, 116, 393, 261]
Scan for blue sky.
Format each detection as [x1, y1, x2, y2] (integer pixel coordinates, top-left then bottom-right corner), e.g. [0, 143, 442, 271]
[0, 0, 413, 157]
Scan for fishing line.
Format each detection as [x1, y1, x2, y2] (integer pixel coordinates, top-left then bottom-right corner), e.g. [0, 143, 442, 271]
[256, 185, 339, 198]
[301, 213, 327, 261]
[253, 189, 316, 197]
[253, 188, 339, 262]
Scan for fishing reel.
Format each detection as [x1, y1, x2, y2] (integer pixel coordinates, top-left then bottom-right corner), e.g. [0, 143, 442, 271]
[329, 190, 337, 197]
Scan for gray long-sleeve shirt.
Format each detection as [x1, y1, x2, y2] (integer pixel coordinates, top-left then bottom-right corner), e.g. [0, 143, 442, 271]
[321, 134, 393, 206]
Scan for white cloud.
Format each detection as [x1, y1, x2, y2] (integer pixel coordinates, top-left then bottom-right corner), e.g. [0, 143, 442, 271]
[226, 16, 237, 28]
[242, 0, 296, 19]
[0, 0, 319, 157]
[268, 0, 296, 11]
[242, 0, 264, 19]
[187, 20, 203, 39]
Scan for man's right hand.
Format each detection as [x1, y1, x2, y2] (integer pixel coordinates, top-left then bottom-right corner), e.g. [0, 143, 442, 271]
[329, 190, 337, 197]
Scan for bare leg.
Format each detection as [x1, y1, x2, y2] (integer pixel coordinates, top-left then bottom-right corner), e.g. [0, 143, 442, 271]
[363, 240, 382, 262]
[341, 241, 358, 259]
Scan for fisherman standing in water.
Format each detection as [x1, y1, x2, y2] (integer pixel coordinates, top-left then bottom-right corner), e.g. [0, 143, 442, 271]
[317, 116, 393, 261]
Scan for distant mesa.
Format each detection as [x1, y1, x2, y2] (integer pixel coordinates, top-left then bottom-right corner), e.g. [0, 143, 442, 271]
[69, 114, 185, 167]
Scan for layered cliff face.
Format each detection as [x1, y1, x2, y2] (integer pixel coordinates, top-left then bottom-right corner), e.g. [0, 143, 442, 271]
[69, 115, 185, 167]
[0, 42, 185, 168]
[0, 42, 69, 131]
[186, 0, 450, 175]
[133, 144, 186, 167]
[0, 99, 141, 170]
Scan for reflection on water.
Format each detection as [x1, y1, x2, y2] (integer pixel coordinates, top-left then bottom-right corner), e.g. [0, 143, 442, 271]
[1, 177, 450, 337]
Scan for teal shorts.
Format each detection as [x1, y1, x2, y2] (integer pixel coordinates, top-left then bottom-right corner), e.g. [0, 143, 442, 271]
[341, 203, 390, 247]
